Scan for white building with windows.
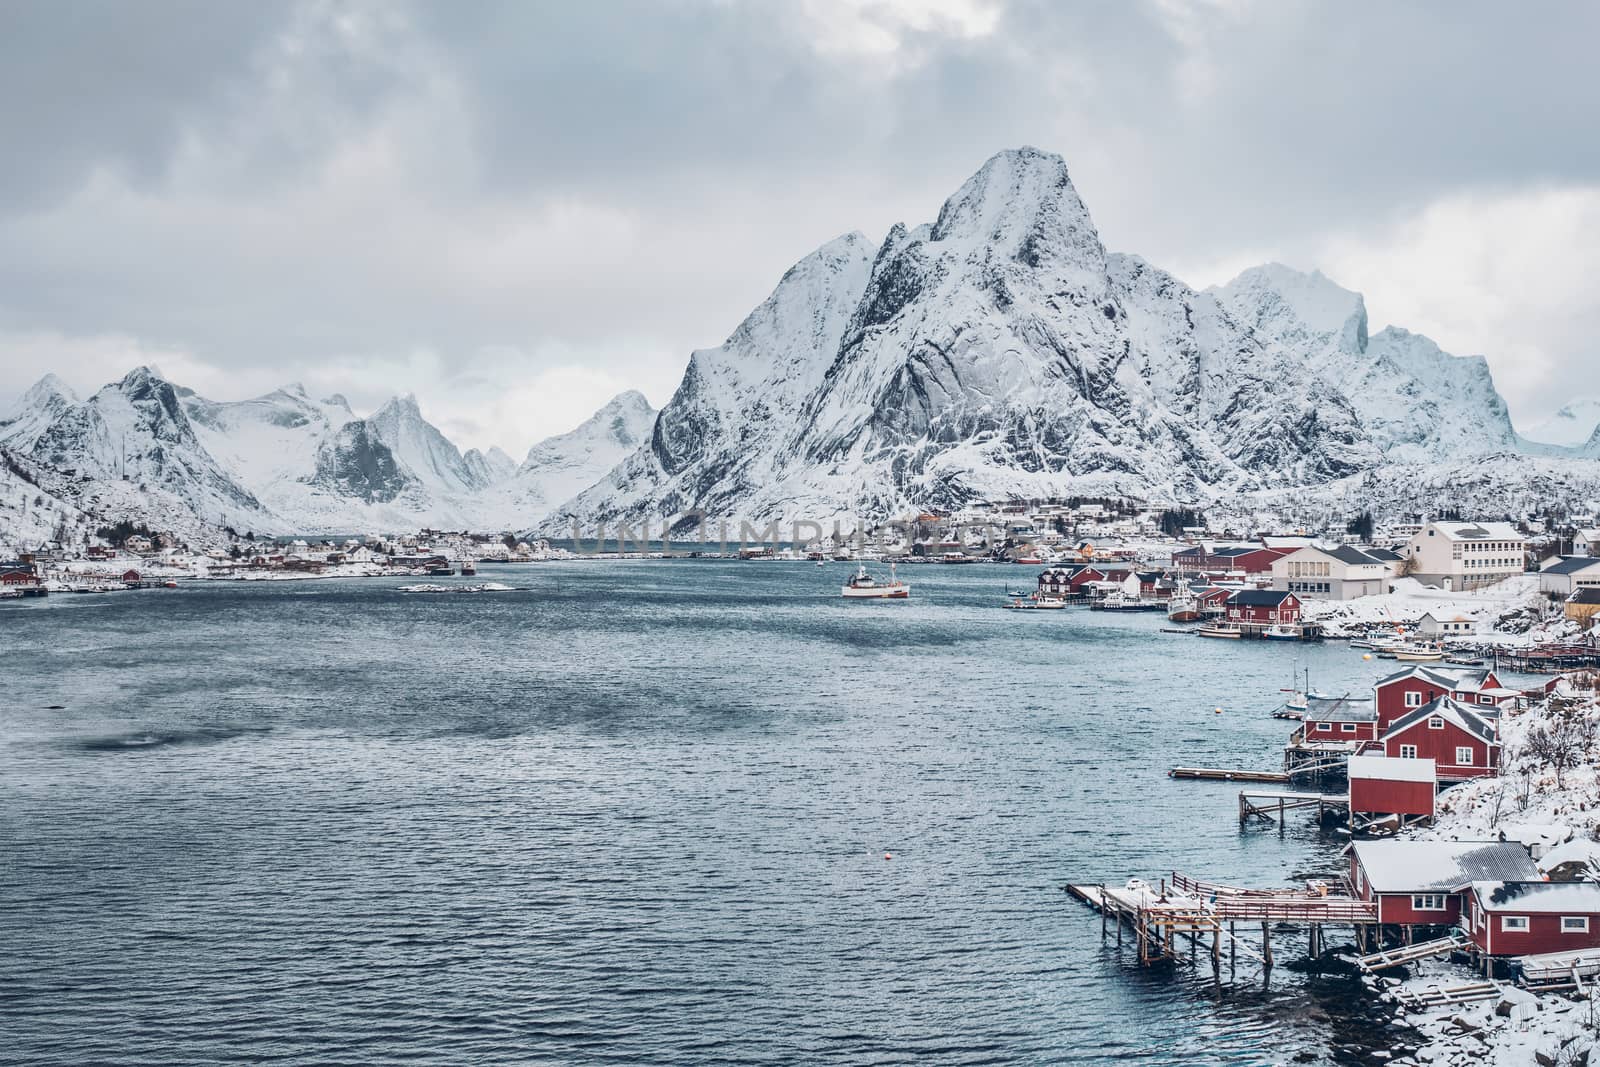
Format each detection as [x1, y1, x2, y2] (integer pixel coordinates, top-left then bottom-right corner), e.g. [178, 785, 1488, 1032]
[1403, 521, 1527, 592]
[1270, 544, 1390, 600]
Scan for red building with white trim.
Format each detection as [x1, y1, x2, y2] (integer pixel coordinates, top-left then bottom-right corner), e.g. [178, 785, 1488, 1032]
[1349, 840, 1537, 927]
[1465, 881, 1600, 957]
[1374, 665, 1510, 732]
[1347, 755, 1435, 823]
[1223, 589, 1302, 625]
[1380, 696, 1499, 782]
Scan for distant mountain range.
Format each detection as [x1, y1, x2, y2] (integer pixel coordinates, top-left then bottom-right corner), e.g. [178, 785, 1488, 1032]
[4, 146, 1599, 548]
[0, 367, 654, 542]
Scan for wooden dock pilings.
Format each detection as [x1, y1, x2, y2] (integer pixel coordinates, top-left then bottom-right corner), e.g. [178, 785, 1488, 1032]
[1066, 874, 1377, 970]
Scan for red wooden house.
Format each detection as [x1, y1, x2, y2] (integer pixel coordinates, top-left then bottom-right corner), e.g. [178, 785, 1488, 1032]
[1374, 665, 1510, 732]
[1380, 696, 1499, 782]
[1347, 755, 1435, 823]
[1298, 694, 1380, 746]
[1037, 565, 1087, 598]
[1224, 589, 1302, 624]
[1195, 586, 1233, 614]
[1349, 840, 1538, 927]
[1, 568, 40, 587]
[1465, 881, 1600, 957]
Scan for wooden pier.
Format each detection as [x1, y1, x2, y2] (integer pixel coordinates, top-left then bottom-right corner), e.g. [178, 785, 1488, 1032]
[1169, 767, 1289, 783]
[1355, 931, 1470, 973]
[1066, 872, 1376, 969]
[1238, 790, 1348, 825]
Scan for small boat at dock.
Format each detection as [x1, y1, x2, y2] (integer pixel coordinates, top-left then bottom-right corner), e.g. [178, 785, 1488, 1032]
[1196, 624, 1241, 639]
[1262, 624, 1300, 642]
[460, 559, 477, 576]
[1003, 596, 1066, 610]
[1394, 643, 1445, 662]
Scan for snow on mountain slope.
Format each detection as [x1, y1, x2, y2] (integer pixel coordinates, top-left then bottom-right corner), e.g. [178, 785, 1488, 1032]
[368, 394, 490, 496]
[463, 446, 517, 487]
[0, 374, 80, 453]
[182, 384, 358, 489]
[1521, 396, 1600, 448]
[471, 390, 657, 529]
[547, 233, 875, 533]
[1211, 265, 1517, 463]
[20, 367, 273, 530]
[551, 147, 1384, 532]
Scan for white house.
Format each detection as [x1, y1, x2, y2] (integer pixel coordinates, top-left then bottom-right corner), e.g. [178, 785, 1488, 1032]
[1271, 544, 1390, 600]
[1403, 521, 1527, 592]
[1418, 611, 1477, 638]
[1539, 556, 1600, 597]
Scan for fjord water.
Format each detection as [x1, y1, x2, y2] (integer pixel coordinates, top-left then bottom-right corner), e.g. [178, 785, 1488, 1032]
[2, 563, 1400, 1065]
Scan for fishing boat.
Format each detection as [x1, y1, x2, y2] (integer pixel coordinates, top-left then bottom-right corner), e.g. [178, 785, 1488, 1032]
[1197, 624, 1242, 639]
[1394, 643, 1445, 662]
[1003, 596, 1066, 610]
[460, 559, 477, 576]
[1262, 624, 1300, 641]
[1005, 587, 1031, 598]
[842, 563, 910, 600]
[1445, 653, 1486, 666]
[1166, 593, 1200, 623]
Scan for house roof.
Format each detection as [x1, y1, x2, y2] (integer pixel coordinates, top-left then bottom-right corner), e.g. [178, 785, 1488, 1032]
[1385, 696, 1499, 745]
[1348, 754, 1436, 783]
[1324, 544, 1385, 566]
[1429, 520, 1524, 542]
[1352, 840, 1538, 893]
[1544, 556, 1600, 576]
[1227, 589, 1294, 607]
[1471, 880, 1600, 913]
[1364, 548, 1405, 562]
[1375, 664, 1494, 692]
[1570, 589, 1600, 606]
[1303, 694, 1376, 722]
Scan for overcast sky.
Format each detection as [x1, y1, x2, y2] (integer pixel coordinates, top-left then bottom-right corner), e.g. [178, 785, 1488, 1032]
[1, 0, 1596, 455]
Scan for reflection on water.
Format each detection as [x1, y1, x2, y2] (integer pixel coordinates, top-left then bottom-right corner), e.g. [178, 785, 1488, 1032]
[1, 562, 1409, 1064]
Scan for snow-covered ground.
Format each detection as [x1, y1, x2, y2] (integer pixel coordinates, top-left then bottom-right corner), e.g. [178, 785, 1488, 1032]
[1302, 575, 1552, 641]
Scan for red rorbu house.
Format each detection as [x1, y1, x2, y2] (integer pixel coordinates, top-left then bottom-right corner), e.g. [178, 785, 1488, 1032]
[1349, 840, 1538, 928]
[1, 568, 40, 587]
[1380, 696, 1500, 782]
[1173, 544, 1293, 576]
[1347, 754, 1436, 826]
[1465, 881, 1600, 957]
[1037, 565, 1087, 598]
[1297, 694, 1380, 747]
[1374, 665, 1512, 733]
[1224, 589, 1302, 625]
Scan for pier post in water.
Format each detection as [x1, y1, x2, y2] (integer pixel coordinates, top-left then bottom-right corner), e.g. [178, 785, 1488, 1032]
[1261, 923, 1273, 968]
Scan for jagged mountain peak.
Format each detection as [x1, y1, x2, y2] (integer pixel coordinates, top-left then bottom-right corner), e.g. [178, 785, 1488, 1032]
[1212, 262, 1368, 355]
[20, 372, 78, 406]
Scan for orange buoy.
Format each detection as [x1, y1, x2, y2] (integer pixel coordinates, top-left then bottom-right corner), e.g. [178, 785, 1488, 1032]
[884, 853, 892, 861]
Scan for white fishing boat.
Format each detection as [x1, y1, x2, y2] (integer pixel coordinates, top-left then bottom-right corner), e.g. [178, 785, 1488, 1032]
[460, 559, 477, 576]
[1262, 624, 1300, 641]
[1196, 624, 1242, 639]
[842, 563, 910, 600]
[1003, 596, 1066, 610]
[1394, 643, 1445, 662]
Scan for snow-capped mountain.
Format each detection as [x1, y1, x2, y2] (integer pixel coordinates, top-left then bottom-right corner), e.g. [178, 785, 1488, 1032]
[555, 146, 1526, 533]
[9, 367, 274, 530]
[1521, 397, 1600, 449]
[0, 366, 648, 539]
[0, 373, 80, 452]
[473, 390, 657, 527]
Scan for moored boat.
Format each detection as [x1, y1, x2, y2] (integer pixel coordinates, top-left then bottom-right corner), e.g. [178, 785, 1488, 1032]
[1197, 624, 1241, 639]
[842, 563, 910, 600]
[1262, 624, 1300, 641]
[460, 559, 477, 576]
[1394, 643, 1445, 662]
[1166, 595, 1200, 623]
[1003, 596, 1066, 610]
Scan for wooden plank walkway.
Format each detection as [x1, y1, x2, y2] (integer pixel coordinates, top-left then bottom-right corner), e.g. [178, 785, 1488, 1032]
[1391, 981, 1500, 1009]
[1355, 931, 1470, 973]
[1170, 767, 1289, 783]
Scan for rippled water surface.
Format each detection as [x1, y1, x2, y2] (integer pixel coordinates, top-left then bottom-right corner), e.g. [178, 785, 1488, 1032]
[2, 562, 1412, 1064]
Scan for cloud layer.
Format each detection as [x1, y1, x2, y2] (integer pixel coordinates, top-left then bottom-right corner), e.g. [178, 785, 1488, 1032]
[1, 0, 1595, 451]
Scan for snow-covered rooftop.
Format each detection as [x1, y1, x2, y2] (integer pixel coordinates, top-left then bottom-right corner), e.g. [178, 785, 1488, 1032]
[1348, 754, 1435, 783]
[1472, 880, 1600, 913]
[1352, 840, 1538, 892]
